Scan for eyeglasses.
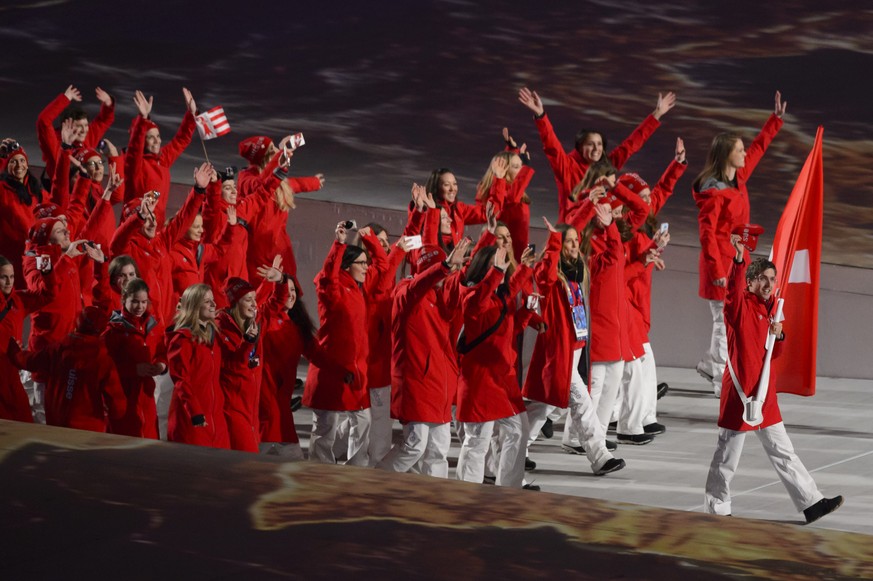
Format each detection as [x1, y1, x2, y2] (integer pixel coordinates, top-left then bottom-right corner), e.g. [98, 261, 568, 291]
[352, 260, 369, 266]
[86, 160, 104, 168]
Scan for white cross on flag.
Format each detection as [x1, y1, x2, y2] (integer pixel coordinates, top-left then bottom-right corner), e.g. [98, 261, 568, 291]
[768, 126, 824, 397]
[196, 106, 231, 140]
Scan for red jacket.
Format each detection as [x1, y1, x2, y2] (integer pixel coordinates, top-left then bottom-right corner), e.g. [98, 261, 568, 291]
[9, 332, 126, 432]
[103, 308, 167, 439]
[497, 165, 535, 263]
[694, 114, 782, 301]
[365, 242, 406, 390]
[124, 112, 196, 223]
[302, 241, 370, 411]
[0, 174, 44, 289]
[0, 279, 55, 422]
[169, 224, 243, 309]
[439, 178, 506, 246]
[23, 248, 85, 361]
[534, 112, 660, 222]
[111, 187, 204, 323]
[718, 257, 784, 431]
[456, 265, 532, 423]
[36, 92, 114, 179]
[390, 262, 456, 424]
[166, 326, 229, 448]
[522, 232, 584, 407]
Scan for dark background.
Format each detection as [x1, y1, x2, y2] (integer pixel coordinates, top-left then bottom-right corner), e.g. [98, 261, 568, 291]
[2, 0, 871, 266]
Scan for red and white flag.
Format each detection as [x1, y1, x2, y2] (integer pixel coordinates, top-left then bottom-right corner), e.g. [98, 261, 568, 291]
[769, 126, 824, 397]
[195, 106, 231, 140]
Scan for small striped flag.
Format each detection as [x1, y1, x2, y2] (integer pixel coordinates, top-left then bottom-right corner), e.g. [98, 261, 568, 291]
[196, 106, 231, 140]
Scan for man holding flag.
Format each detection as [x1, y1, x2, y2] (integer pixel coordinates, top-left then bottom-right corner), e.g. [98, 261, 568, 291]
[703, 128, 842, 524]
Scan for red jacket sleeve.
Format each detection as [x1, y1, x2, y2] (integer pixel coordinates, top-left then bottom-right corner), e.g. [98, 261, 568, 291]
[361, 231, 389, 297]
[153, 188, 205, 255]
[739, 114, 783, 184]
[110, 212, 142, 257]
[158, 111, 196, 168]
[84, 101, 115, 148]
[316, 240, 347, 308]
[124, 116, 148, 203]
[288, 176, 323, 194]
[36, 93, 69, 175]
[66, 175, 94, 238]
[50, 148, 71, 208]
[611, 182, 649, 231]
[608, 114, 661, 171]
[167, 333, 206, 419]
[649, 160, 687, 216]
[566, 198, 595, 233]
[534, 113, 580, 209]
[697, 193, 727, 283]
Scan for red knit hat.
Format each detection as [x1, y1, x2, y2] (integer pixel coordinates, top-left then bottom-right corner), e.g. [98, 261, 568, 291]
[224, 277, 256, 307]
[33, 202, 62, 220]
[7, 146, 28, 163]
[28, 218, 60, 246]
[142, 118, 159, 133]
[411, 245, 446, 276]
[238, 136, 273, 165]
[74, 147, 101, 165]
[617, 173, 650, 195]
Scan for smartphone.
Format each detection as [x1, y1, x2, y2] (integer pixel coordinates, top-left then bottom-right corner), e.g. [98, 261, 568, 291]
[526, 295, 540, 310]
[343, 220, 358, 230]
[287, 132, 305, 151]
[660, 222, 669, 235]
[405, 235, 423, 250]
[527, 243, 536, 254]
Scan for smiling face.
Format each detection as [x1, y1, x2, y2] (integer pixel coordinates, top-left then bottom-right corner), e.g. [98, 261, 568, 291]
[71, 118, 89, 143]
[748, 268, 777, 301]
[507, 154, 523, 180]
[236, 291, 258, 320]
[199, 290, 217, 321]
[439, 208, 453, 235]
[495, 225, 513, 252]
[561, 227, 580, 261]
[578, 132, 604, 164]
[438, 172, 458, 204]
[124, 290, 149, 317]
[84, 155, 104, 182]
[0, 264, 14, 296]
[145, 128, 161, 155]
[376, 230, 390, 254]
[186, 214, 204, 242]
[727, 138, 746, 170]
[221, 180, 238, 205]
[284, 278, 298, 310]
[113, 264, 138, 292]
[7, 154, 28, 183]
[346, 256, 369, 284]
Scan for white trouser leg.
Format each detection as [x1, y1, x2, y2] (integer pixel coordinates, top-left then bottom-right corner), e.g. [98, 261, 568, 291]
[495, 413, 528, 488]
[757, 423, 824, 512]
[308, 409, 341, 463]
[23, 375, 46, 425]
[590, 360, 625, 434]
[154, 373, 174, 440]
[548, 406, 565, 422]
[704, 427, 745, 515]
[568, 349, 613, 472]
[367, 386, 392, 466]
[641, 343, 659, 426]
[377, 421, 429, 473]
[456, 421, 494, 483]
[618, 357, 650, 435]
[332, 416, 350, 460]
[418, 422, 451, 479]
[525, 401, 557, 452]
[484, 430, 500, 478]
[345, 409, 371, 467]
[708, 300, 727, 395]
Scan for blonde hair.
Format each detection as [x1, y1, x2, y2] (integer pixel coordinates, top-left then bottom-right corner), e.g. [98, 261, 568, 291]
[476, 152, 528, 203]
[570, 160, 617, 202]
[229, 295, 256, 334]
[173, 283, 217, 344]
[274, 181, 296, 212]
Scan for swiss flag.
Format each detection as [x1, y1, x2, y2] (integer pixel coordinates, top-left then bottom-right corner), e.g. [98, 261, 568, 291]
[769, 127, 824, 396]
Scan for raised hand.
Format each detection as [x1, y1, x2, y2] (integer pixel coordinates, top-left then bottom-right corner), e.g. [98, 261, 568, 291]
[60, 118, 77, 146]
[675, 137, 686, 164]
[66, 239, 88, 258]
[494, 246, 510, 271]
[103, 166, 123, 200]
[257, 255, 284, 282]
[182, 87, 197, 115]
[396, 236, 415, 253]
[502, 127, 517, 149]
[520, 244, 536, 267]
[84, 242, 106, 263]
[64, 85, 83, 102]
[594, 202, 613, 227]
[357, 226, 373, 239]
[335, 221, 347, 244]
[133, 90, 153, 118]
[227, 205, 238, 226]
[588, 185, 608, 203]
[486, 200, 498, 234]
[490, 155, 508, 180]
[102, 138, 119, 157]
[518, 87, 545, 117]
[542, 216, 557, 233]
[653, 91, 677, 120]
[315, 173, 325, 188]
[774, 90, 787, 118]
[193, 162, 213, 189]
[447, 237, 472, 269]
[95, 87, 113, 107]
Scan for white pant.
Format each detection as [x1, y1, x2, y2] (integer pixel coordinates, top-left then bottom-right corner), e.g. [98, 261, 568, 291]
[641, 343, 659, 426]
[617, 355, 654, 435]
[704, 422, 824, 515]
[309, 408, 371, 466]
[367, 386, 393, 467]
[154, 373, 174, 441]
[701, 300, 727, 395]
[590, 360, 625, 434]
[457, 413, 529, 487]
[21, 373, 46, 425]
[377, 421, 451, 478]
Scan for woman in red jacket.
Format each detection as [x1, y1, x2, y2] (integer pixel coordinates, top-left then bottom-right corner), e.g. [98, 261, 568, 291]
[302, 222, 375, 466]
[376, 238, 470, 478]
[455, 244, 535, 488]
[522, 219, 626, 476]
[694, 92, 786, 398]
[166, 283, 229, 449]
[103, 278, 167, 439]
[215, 276, 277, 453]
[0, 146, 47, 289]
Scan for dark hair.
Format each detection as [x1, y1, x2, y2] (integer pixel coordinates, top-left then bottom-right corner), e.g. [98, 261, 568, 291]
[570, 159, 617, 202]
[363, 222, 386, 236]
[288, 297, 317, 348]
[425, 168, 454, 203]
[464, 245, 499, 287]
[556, 224, 586, 284]
[341, 245, 368, 270]
[574, 129, 608, 153]
[693, 132, 742, 192]
[108, 255, 141, 289]
[122, 277, 150, 301]
[60, 106, 88, 123]
[0, 255, 10, 269]
[746, 258, 777, 282]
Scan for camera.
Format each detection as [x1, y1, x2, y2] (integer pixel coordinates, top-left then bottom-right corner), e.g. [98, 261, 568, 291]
[97, 139, 107, 152]
[285, 132, 305, 151]
[343, 220, 357, 230]
[0, 139, 21, 157]
[248, 355, 261, 369]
